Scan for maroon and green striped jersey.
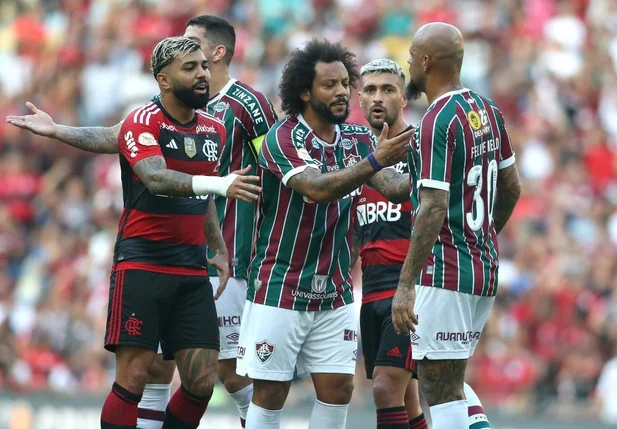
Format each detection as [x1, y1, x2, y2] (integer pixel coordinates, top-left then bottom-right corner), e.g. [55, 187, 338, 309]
[205, 79, 278, 279]
[248, 115, 378, 311]
[408, 88, 515, 296]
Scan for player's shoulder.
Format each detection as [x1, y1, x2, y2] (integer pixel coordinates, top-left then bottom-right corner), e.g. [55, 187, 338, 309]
[122, 102, 162, 128]
[340, 123, 377, 147]
[265, 116, 301, 145]
[224, 80, 270, 111]
[196, 109, 226, 130]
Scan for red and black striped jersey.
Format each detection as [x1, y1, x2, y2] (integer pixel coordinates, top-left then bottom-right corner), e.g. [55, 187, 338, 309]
[357, 147, 412, 304]
[114, 100, 226, 276]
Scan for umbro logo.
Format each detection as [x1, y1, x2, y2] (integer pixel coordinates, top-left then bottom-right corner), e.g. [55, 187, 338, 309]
[166, 139, 178, 149]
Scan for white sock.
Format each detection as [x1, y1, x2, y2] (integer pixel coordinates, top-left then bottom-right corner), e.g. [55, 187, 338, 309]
[464, 383, 491, 428]
[229, 383, 253, 420]
[245, 402, 281, 429]
[430, 400, 468, 429]
[136, 383, 171, 429]
[308, 399, 349, 429]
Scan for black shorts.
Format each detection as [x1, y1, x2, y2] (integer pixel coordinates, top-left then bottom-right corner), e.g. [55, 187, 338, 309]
[360, 297, 417, 379]
[104, 269, 219, 359]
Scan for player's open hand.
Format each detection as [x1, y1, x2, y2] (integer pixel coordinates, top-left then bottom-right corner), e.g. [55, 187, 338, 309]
[5, 102, 57, 138]
[373, 123, 413, 167]
[208, 250, 230, 300]
[226, 165, 262, 203]
[392, 284, 419, 335]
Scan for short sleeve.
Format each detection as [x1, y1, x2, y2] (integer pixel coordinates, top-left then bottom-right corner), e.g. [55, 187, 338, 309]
[259, 127, 320, 186]
[416, 113, 455, 192]
[118, 112, 162, 168]
[494, 107, 516, 169]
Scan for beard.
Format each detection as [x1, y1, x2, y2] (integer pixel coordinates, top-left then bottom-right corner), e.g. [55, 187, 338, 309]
[405, 79, 423, 101]
[172, 81, 210, 109]
[367, 106, 397, 131]
[310, 96, 350, 124]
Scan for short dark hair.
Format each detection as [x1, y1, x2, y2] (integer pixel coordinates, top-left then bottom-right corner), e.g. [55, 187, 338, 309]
[186, 15, 236, 65]
[279, 39, 359, 116]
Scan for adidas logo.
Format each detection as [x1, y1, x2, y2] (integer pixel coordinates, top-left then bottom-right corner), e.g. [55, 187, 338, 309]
[166, 139, 178, 149]
[386, 346, 403, 358]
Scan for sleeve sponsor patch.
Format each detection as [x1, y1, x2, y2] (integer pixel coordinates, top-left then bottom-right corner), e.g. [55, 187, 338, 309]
[138, 132, 158, 147]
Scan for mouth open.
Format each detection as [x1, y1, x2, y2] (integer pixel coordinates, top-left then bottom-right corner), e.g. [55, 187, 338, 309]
[194, 83, 208, 94]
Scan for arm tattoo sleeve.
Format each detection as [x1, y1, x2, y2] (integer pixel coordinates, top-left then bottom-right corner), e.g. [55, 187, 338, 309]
[54, 123, 121, 154]
[204, 197, 225, 253]
[351, 223, 361, 267]
[287, 158, 375, 204]
[493, 164, 521, 234]
[132, 156, 196, 197]
[368, 169, 409, 203]
[398, 188, 448, 291]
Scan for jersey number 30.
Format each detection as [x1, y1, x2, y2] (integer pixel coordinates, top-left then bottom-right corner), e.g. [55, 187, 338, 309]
[466, 159, 498, 231]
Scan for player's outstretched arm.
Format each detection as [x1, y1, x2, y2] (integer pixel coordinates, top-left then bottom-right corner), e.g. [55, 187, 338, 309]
[493, 163, 521, 234]
[6, 102, 120, 154]
[205, 197, 229, 299]
[133, 156, 261, 202]
[287, 124, 413, 204]
[368, 168, 410, 204]
[392, 187, 448, 334]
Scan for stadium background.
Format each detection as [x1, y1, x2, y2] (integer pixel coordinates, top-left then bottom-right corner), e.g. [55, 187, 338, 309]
[1, 0, 617, 428]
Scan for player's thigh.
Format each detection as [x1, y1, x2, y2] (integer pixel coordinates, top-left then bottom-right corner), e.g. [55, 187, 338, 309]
[160, 275, 219, 358]
[236, 301, 307, 382]
[360, 302, 380, 380]
[411, 286, 476, 360]
[105, 270, 165, 354]
[374, 298, 417, 377]
[469, 295, 495, 356]
[298, 304, 357, 380]
[212, 277, 247, 360]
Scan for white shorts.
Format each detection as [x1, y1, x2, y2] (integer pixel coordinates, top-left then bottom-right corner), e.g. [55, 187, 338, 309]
[411, 286, 494, 360]
[236, 301, 358, 381]
[212, 277, 247, 360]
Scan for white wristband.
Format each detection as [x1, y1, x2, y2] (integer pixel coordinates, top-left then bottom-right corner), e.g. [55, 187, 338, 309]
[192, 174, 238, 196]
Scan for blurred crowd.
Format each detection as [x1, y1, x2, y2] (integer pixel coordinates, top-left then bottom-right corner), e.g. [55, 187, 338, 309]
[1, 0, 617, 423]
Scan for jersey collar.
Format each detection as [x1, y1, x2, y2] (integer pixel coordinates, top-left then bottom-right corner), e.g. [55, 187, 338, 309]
[429, 88, 470, 109]
[208, 78, 237, 106]
[297, 114, 341, 147]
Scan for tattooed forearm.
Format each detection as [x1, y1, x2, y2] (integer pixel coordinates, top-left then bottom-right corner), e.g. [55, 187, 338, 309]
[493, 164, 521, 234]
[54, 122, 121, 154]
[351, 223, 360, 267]
[174, 348, 218, 397]
[419, 358, 467, 405]
[369, 169, 409, 203]
[287, 158, 377, 204]
[132, 155, 195, 196]
[205, 197, 225, 253]
[398, 187, 448, 291]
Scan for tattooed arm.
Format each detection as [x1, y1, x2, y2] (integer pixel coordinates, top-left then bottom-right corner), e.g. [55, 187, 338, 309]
[205, 197, 226, 254]
[287, 159, 378, 204]
[205, 197, 229, 299]
[132, 156, 260, 201]
[6, 102, 120, 153]
[52, 123, 121, 153]
[133, 156, 196, 196]
[391, 187, 448, 334]
[493, 163, 521, 234]
[368, 168, 410, 203]
[351, 222, 361, 267]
